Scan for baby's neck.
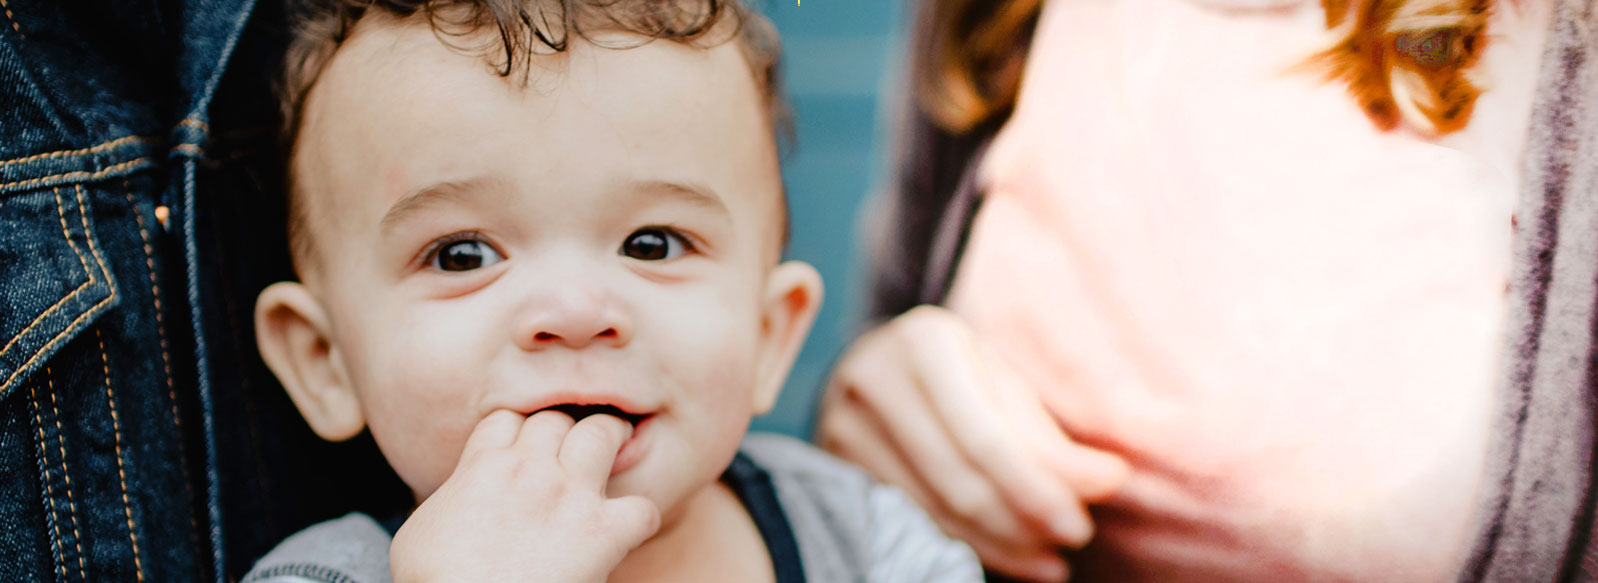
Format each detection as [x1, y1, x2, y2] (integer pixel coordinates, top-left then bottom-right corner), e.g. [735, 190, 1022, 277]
[608, 481, 774, 583]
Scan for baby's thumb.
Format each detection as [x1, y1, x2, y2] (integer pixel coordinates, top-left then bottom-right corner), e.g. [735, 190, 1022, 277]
[605, 495, 661, 550]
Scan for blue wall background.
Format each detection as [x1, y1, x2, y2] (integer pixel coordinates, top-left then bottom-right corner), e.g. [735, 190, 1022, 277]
[749, 0, 908, 438]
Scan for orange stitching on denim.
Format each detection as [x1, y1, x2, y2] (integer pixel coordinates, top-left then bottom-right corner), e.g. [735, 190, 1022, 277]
[46, 369, 89, 582]
[1, 295, 116, 391]
[0, 188, 96, 365]
[1, 294, 116, 391]
[121, 185, 178, 425]
[0, 0, 22, 38]
[58, 187, 93, 279]
[72, 185, 112, 307]
[121, 181, 203, 553]
[170, 143, 204, 157]
[0, 184, 118, 395]
[178, 118, 209, 132]
[29, 380, 69, 581]
[0, 157, 151, 192]
[0, 136, 154, 170]
[96, 328, 146, 582]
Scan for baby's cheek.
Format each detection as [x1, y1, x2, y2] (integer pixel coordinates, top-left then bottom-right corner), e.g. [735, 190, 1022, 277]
[361, 336, 484, 499]
[698, 332, 761, 421]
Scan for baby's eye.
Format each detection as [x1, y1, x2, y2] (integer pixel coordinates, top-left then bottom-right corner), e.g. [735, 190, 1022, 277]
[620, 228, 691, 261]
[432, 239, 504, 272]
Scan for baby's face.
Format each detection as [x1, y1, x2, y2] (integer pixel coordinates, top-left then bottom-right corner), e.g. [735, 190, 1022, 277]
[286, 16, 812, 520]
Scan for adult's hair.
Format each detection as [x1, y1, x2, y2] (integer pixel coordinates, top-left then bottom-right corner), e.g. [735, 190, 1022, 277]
[916, 0, 1492, 136]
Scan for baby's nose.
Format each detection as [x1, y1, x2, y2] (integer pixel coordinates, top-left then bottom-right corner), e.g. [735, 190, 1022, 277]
[515, 296, 631, 350]
[531, 326, 619, 347]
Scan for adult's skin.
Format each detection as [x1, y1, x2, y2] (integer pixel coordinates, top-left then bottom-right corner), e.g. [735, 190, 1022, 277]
[818, 0, 1558, 581]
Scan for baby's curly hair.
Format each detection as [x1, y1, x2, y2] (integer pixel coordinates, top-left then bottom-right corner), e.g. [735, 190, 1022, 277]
[277, 0, 786, 265]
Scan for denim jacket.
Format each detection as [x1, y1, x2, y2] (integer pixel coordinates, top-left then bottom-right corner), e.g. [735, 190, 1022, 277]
[0, 2, 406, 582]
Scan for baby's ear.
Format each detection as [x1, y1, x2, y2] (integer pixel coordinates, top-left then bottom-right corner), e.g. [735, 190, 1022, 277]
[752, 261, 823, 415]
[254, 281, 366, 441]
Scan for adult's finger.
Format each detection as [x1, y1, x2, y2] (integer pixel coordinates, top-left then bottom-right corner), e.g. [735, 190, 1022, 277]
[557, 414, 633, 488]
[983, 344, 1130, 503]
[841, 354, 1050, 551]
[899, 309, 1096, 547]
[820, 397, 1067, 582]
[1031, 432, 1130, 503]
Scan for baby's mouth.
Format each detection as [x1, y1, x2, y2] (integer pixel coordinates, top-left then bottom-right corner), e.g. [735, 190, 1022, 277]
[538, 403, 649, 427]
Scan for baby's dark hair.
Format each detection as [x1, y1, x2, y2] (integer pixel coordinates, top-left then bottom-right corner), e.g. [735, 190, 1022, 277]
[278, 0, 788, 265]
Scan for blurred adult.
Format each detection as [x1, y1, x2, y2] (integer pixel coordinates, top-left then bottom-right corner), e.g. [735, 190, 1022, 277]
[818, 0, 1597, 581]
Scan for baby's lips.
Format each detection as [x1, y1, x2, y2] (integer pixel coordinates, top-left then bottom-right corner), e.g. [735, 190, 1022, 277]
[534, 402, 650, 426]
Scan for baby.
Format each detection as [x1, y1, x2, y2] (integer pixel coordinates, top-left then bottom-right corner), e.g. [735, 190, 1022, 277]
[243, 1, 980, 582]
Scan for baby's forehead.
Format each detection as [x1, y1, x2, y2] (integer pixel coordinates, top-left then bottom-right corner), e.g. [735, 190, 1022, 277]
[291, 21, 787, 268]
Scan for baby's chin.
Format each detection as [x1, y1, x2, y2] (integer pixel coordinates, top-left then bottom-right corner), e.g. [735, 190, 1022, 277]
[605, 441, 745, 526]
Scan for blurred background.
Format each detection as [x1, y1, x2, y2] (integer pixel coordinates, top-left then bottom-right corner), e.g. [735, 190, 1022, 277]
[749, 0, 908, 438]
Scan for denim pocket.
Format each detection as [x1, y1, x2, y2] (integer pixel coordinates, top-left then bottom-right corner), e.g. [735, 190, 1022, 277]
[0, 183, 119, 401]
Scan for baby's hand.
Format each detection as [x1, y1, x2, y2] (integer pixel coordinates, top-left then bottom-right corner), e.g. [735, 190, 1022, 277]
[390, 409, 661, 583]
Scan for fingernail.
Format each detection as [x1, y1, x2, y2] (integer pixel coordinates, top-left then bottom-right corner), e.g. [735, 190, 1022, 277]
[1052, 515, 1092, 545]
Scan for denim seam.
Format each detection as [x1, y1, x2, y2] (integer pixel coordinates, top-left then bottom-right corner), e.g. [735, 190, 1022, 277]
[0, 187, 99, 386]
[0, 0, 21, 38]
[123, 179, 203, 554]
[0, 185, 118, 393]
[45, 370, 89, 582]
[29, 380, 70, 582]
[57, 187, 92, 279]
[188, 1, 257, 120]
[71, 183, 111, 307]
[0, 136, 155, 170]
[0, 157, 153, 193]
[181, 159, 226, 583]
[122, 182, 179, 430]
[96, 327, 147, 582]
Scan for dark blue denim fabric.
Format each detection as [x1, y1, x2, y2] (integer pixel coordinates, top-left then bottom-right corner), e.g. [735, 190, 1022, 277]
[0, 1, 408, 582]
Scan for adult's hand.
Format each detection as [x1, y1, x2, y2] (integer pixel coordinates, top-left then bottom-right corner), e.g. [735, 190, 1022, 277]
[817, 305, 1129, 581]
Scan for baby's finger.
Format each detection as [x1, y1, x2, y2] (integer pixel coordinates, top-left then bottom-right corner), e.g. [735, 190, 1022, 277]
[602, 494, 661, 551]
[514, 409, 579, 462]
[558, 414, 633, 488]
[457, 409, 525, 467]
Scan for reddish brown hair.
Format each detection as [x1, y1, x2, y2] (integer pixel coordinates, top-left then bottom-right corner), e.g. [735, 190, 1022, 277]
[917, 0, 1493, 136]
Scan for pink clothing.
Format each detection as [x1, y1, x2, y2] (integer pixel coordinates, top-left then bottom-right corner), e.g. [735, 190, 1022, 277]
[922, 0, 1562, 580]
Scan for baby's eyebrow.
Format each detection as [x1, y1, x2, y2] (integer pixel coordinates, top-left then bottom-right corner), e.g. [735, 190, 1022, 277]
[379, 178, 728, 233]
[634, 180, 729, 216]
[380, 178, 490, 233]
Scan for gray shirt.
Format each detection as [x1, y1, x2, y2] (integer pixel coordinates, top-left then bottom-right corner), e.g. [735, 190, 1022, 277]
[243, 433, 982, 583]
